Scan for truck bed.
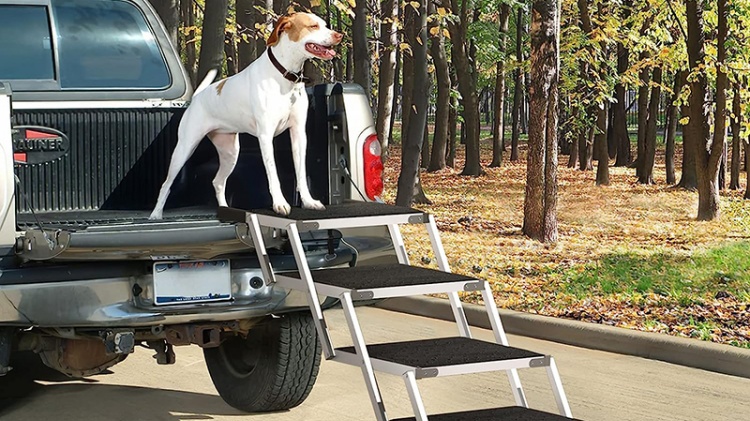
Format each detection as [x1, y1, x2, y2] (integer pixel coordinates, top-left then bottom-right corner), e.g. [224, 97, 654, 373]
[17, 205, 218, 230]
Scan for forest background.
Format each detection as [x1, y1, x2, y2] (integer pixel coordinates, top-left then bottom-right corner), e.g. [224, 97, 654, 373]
[148, 0, 750, 349]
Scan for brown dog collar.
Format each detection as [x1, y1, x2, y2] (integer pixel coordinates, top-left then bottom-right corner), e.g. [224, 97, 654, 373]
[268, 47, 311, 84]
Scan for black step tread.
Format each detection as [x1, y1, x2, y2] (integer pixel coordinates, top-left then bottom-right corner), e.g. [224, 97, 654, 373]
[218, 201, 426, 223]
[283, 264, 476, 289]
[338, 337, 542, 367]
[391, 406, 580, 421]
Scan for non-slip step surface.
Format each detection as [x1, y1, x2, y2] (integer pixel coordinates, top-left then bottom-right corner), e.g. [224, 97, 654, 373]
[390, 406, 580, 421]
[338, 337, 542, 368]
[218, 201, 426, 223]
[284, 263, 476, 289]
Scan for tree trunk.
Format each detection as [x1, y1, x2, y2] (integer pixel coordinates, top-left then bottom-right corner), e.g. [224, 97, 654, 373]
[196, 0, 229, 83]
[396, 0, 430, 206]
[150, 0, 179, 48]
[421, 119, 430, 168]
[428, 1, 450, 172]
[376, 0, 398, 161]
[639, 67, 662, 184]
[523, 0, 559, 243]
[607, 105, 617, 159]
[180, 0, 196, 85]
[613, 6, 632, 167]
[352, 0, 371, 104]
[634, 56, 651, 175]
[745, 137, 750, 199]
[444, 0, 482, 176]
[447, 69, 458, 167]
[665, 71, 683, 185]
[579, 125, 594, 171]
[490, 4, 512, 167]
[568, 108, 579, 168]
[224, 29, 238, 76]
[510, 7, 525, 162]
[730, 85, 742, 190]
[389, 44, 401, 147]
[687, 0, 724, 220]
[595, 104, 609, 185]
[236, 0, 258, 69]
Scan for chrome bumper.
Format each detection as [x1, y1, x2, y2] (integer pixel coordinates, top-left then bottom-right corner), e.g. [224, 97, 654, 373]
[0, 232, 395, 328]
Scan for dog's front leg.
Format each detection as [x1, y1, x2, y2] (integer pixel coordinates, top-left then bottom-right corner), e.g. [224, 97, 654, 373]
[290, 124, 325, 211]
[257, 134, 291, 215]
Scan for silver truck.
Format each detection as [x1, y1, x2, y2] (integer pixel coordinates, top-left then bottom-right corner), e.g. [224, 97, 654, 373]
[0, 0, 390, 412]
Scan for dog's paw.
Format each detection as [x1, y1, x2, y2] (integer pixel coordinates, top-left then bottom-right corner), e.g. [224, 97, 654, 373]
[302, 199, 326, 211]
[273, 202, 292, 216]
[148, 210, 163, 220]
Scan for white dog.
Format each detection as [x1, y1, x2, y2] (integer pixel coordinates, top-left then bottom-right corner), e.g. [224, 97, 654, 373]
[149, 12, 342, 219]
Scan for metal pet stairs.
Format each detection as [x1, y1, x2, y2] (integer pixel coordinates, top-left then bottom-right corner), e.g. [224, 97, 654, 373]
[219, 202, 578, 420]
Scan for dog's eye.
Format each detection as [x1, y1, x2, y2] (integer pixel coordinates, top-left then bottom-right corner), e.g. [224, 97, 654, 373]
[309, 24, 319, 29]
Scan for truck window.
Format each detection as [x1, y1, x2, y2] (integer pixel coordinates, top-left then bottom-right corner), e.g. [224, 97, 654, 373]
[0, 5, 55, 81]
[52, 0, 171, 89]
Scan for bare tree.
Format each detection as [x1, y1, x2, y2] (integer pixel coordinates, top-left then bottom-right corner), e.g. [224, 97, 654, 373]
[180, 0, 196, 85]
[510, 7, 525, 162]
[639, 67, 662, 184]
[197, 0, 229, 83]
[613, 42, 631, 166]
[730, 84, 742, 190]
[396, 0, 430, 206]
[443, 0, 483, 175]
[376, 0, 398, 161]
[523, 0, 560, 243]
[665, 71, 684, 185]
[428, 1, 450, 172]
[353, 0, 371, 104]
[237, 0, 258, 68]
[490, 4, 512, 167]
[686, 0, 726, 220]
[150, 0, 179, 47]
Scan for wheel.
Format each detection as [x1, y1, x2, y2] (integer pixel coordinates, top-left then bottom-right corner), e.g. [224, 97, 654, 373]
[204, 311, 322, 412]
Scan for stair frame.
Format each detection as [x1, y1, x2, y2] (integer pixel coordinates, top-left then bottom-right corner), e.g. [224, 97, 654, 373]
[239, 205, 572, 420]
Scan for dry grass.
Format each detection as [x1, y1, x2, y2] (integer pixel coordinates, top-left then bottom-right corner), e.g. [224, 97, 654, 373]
[382, 136, 750, 348]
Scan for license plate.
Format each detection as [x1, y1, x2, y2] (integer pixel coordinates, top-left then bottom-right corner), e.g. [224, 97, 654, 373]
[153, 259, 232, 306]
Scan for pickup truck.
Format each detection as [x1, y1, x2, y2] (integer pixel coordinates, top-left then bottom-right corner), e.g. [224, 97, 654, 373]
[0, 0, 390, 413]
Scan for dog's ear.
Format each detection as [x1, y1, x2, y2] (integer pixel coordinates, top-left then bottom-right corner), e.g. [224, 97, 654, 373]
[267, 14, 294, 46]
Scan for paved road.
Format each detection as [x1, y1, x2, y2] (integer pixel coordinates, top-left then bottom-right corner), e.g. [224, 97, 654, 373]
[1, 307, 749, 421]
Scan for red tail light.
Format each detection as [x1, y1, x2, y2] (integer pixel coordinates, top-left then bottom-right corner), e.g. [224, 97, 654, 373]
[363, 134, 384, 200]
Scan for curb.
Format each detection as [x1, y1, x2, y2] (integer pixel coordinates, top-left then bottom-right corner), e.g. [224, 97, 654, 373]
[376, 296, 750, 379]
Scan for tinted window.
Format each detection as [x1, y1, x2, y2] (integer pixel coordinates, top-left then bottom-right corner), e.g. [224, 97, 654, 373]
[0, 6, 55, 81]
[52, 0, 170, 89]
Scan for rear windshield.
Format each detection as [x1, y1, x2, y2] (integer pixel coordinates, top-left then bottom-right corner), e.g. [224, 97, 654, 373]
[0, 5, 55, 81]
[0, 0, 171, 90]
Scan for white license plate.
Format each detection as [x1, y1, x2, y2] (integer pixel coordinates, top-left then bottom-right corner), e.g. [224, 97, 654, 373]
[153, 259, 232, 306]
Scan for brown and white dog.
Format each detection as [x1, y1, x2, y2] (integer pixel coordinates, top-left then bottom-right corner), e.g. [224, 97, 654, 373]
[150, 13, 343, 219]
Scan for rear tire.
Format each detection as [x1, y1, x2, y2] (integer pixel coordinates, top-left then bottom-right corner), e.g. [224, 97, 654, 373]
[204, 312, 322, 412]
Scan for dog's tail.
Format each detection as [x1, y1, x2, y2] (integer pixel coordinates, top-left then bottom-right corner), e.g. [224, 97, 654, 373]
[193, 69, 219, 96]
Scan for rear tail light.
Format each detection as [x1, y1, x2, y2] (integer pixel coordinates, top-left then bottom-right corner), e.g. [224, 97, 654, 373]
[363, 134, 384, 200]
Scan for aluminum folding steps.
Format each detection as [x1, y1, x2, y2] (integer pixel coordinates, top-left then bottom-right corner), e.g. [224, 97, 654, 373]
[218, 202, 575, 420]
[391, 407, 583, 421]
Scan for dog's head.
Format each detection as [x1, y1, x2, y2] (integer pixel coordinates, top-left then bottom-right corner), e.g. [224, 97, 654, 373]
[267, 12, 343, 60]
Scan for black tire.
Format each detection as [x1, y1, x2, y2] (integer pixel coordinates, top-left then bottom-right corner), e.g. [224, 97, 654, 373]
[204, 311, 322, 412]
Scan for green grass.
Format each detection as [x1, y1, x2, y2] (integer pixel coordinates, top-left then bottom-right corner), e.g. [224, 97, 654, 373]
[562, 241, 750, 303]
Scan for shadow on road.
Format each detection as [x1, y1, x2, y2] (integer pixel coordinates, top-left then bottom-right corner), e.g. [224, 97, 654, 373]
[0, 352, 284, 420]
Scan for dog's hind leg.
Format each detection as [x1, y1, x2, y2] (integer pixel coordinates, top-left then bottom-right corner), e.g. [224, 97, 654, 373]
[150, 122, 210, 220]
[289, 124, 325, 211]
[208, 132, 240, 207]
